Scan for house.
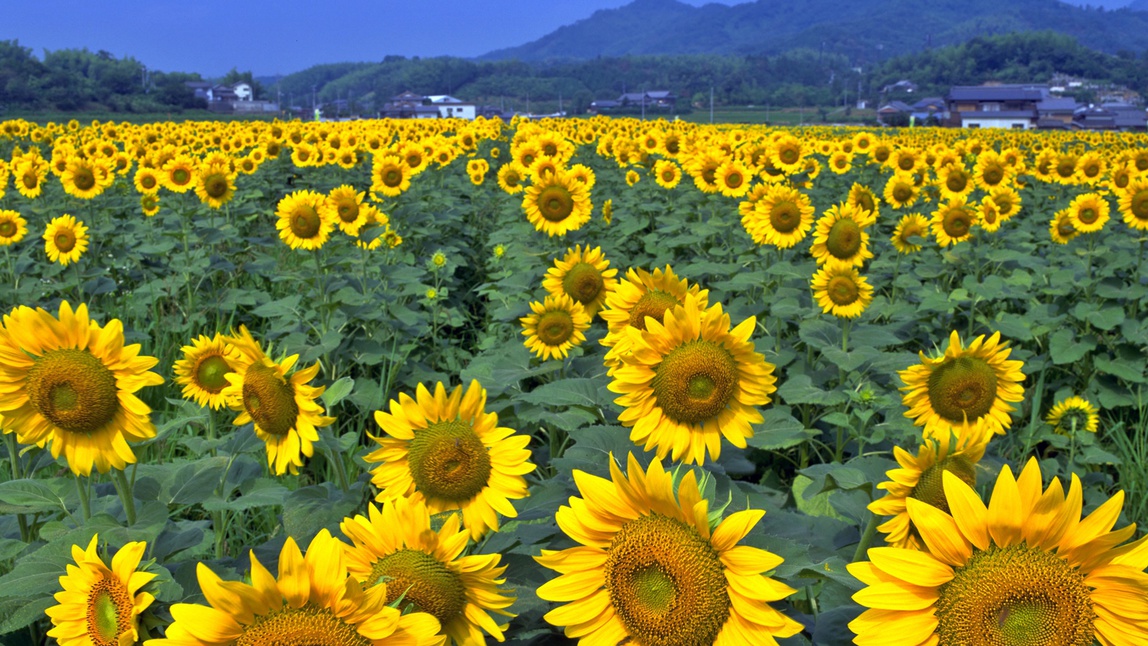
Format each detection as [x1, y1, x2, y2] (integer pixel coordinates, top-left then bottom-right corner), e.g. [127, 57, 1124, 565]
[910, 97, 949, 124]
[589, 99, 620, 114]
[425, 95, 477, 120]
[184, 81, 213, 102]
[232, 82, 253, 102]
[1036, 97, 1078, 127]
[1074, 104, 1148, 131]
[1101, 103, 1147, 131]
[379, 91, 478, 120]
[882, 79, 919, 95]
[946, 84, 1050, 129]
[876, 101, 913, 125]
[617, 91, 677, 111]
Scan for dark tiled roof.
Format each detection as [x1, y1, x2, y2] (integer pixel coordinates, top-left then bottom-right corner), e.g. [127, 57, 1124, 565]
[949, 85, 1049, 101]
[1037, 98, 1078, 112]
[959, 110, 1038, 119]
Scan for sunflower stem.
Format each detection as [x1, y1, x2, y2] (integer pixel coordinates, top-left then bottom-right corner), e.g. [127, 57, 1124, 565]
[4, 434, 30, 542]
[111, 468, 137, 526]
[74, 474, 91, 522]
[852, 512, 880, 563]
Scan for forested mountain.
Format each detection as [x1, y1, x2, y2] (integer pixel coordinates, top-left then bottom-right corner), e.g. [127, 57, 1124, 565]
[481, 0, 1148, 63]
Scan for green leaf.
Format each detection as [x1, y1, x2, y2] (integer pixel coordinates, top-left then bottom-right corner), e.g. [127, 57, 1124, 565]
[0, 595, 53, 635]
[282, 482, 364, 544]
[518, 378, 604, 408]
[1048, 329, 1095, 365]
[1087, 306, 1125, 331]
[746, 407, 816, 450]
[162, 458, 229, 506]
[0, 479, 72, 515]
[777, 374, 848, 406]
[321, 376, 355, 408]
[791, 475, 846, 520]
[252, 294, 302, 318]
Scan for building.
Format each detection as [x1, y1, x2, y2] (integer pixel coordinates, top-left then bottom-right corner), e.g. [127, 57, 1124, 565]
[1074, 104, 1148, 131]
[425, 95, 477, 120]
[909, 97, 949, 124]
[876, 101, 912, 125]
[379, 91, 478, 120]
[946, 84, 1050, 129]
[617, 91, 677, 111]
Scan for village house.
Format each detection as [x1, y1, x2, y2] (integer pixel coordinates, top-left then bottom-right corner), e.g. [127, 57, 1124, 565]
[380, 91, 480, 120]
[946, 84, 1049, 129]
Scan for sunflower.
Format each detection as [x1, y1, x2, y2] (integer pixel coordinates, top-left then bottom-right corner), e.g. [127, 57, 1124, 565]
[1067, 192, 1110, 234]
[883, 173, 919, 210]
[0, 209, 28, 246]
[771, 132, 806, 173]
[364, 380, 535, 540]
[542, 244, 619, 319]
[172, 333, 248, 410]
[276, 189, 334, 251]
[828, 150, 853, 175]
[567, 163, 596, 190]
[497, 163, 526, 195]
[931, 199, 978, 247]
[868, 432, 988, 550]
[371, 153, 411, 197]
[1050, 208, 1081, 245]
[937, 163, 974, 201]
[1052, 152, 1079, 184]
[1118, 176, 1148, 230]
[626, 169, 641, 186]
[986, 185, 1022, 222]
[61, 157, 105, 200]
[521, 293, 592, 361]
[14, 158, 48, 199]
[741, 184, 815, 249]
[43, 214, 89, 266]
[900, 330, 1025, 440]
[161, 155, 197, 193]
[341, 497, 515, 645]
[891, 213, 929, 254]
[715, 160, 751, 198]
[0, 302, 163, 476]
[602, 198, 614, 225]
[811, 265, 874, 319]
[193, 164, 236, 210]
[536, 453, 802, 645]
[148, 530, 443, 646]
[654, 159, 682, 189]
[609, 294, 774, 464]
[849, 458, 1148, 646]
[977, 198, 1003, 234]
[132, 166, 161, 194]
[140, 193, 160, 217]
[1073, 150, 1106, 185]
[522, 169, 593, 237]
[600, 266, 709, 370]
[810, 202, 874, 269]
[846, 183, 880, 222]
[972, 150, 1012, 191]
[46, 536, 155, 646]
[1046, 395, 1099, 435]
[324, 184, 368, 236]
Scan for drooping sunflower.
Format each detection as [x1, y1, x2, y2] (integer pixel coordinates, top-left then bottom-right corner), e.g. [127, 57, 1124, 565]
[61, 157, 105, 200]
[521, 293, 592, 361]
[172, 333, 249, 410]
[1050, 208, 1081, 245]
[868, 432, 988, 550]
[654, 159, 682, 189]
[364, 380, 535, 540]
[810, 202, 874, 269]
[148, 530, 443, 646]
[219, 333, 334, 475]
[0, 302, 163, 476]
[609, 294, 775, 464]
[900, 330, 1025, 440]
[324, 184, 368, 236]
[542, 245, 619, 319]
[602, 198, 614, 225]
[891, 213, 930, 254]
[811, 265, 874, 319]
[742, 184, 815, 248]
[341, 496, 515, 645]
[276, 189, 334, 251]
[849, 458, 1148, 645]
[1046, 395, 1099, 435]
[371, 153, 411, 197]
[931, 199, 978, 247]
[536, 453, 803, 645]
[883, 173, 919, 210]
[0, 209, 28, 246]
[1117, 176, 1148, 230]
[46, 536, 155, 646]
[600, 266, 710, 370]
[1067, 192, 1110, 234]
[522, 169, 592, 237]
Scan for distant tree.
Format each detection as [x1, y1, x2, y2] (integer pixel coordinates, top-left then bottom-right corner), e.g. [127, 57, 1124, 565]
[221, 68, 264, 99]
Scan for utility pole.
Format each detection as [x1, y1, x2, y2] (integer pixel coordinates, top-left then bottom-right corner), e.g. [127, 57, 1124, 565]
[558, 90, 563, 116]
[709, 86, 714, 124]
[641, 85, 646, 121]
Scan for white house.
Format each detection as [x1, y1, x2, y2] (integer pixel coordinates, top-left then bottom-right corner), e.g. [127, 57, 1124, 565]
[426, 95, 476, 120]
[232, 82, 253, 101]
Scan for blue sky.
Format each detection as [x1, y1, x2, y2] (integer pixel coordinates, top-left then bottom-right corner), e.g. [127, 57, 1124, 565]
[2, 0, 748, 77]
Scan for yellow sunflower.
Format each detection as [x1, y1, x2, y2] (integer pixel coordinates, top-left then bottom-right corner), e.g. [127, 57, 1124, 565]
[937, 163, 974, 202]
[521, 293, 593, 361]
[497, 163, 526, 195]
[846, 183, 880, 222]
[341, 496, 515, 645]
[715, 159, 752, 198]
[883, 173, 919, 210]
[742, 184, 815, 248]
[891, 213, 930, 254]
[977, 198, 1003, 233]
[324, 184, 368, 236]
[771, 132, 806, 173]
[0, 209, 28, 246]
[602, 198, 614, 225]
[161, 155, 197, 193]
[522, 169, 592, 237]
[600, 266, 709, 370]
[148, 530, 443, 646]
[140, 193, 160, 217]
[1046, 395, 1099, 435]
[810, 202, 874, 269]
[931, 199, 978, 247]
[219, 334, 334, 475]
[44, 214, 89, 266]
[61, 157, 105, 200]
[609, 293, 775, 464]
[1074, 150, 1106, 185]
[811, 265, 873, 319]
[542, 244, 619, 319]
[828, 150, 853, 175]
[849, 458, 1148, 645]
[536, 453, 802, 645]
[626, 168, 641, 186]
[972, 149, 1012, 191]
[987, 185, 1022, 222]
[899, 330, 1025, 440]
[14, 158, 48, 199]
[0, 301, 163, 476]
[172, 333, 248, 410]
[276, 189, 334, 251]
[1118, 176, 1148, 230]
[46, 536, 155, 646]
[1050, 208, 1081, 245]
[371, 153, 411, 197]
[654, 159, 682, 189]
[132, 166, 161, 194]
[868, 432, 988, 549]
[364, 380, 535, 540]
[1067, 192, 1110, 234]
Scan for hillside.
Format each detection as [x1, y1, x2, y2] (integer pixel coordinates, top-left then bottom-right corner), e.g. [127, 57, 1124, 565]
[480, 0, 1148, 63]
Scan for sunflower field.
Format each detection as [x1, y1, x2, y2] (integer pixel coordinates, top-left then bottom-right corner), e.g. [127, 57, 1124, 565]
[0, 114, 1147, 645]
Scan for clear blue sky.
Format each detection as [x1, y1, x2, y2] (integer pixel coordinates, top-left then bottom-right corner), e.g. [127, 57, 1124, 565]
[2, 0, 749, 78]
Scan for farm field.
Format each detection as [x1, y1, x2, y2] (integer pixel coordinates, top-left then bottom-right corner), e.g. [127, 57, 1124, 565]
[0, 114, 1147, 645]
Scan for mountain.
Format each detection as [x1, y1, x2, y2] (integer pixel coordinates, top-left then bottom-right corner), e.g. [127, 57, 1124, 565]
[1128, 0, 1148, 10]
[480, 0, 1148, 63]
